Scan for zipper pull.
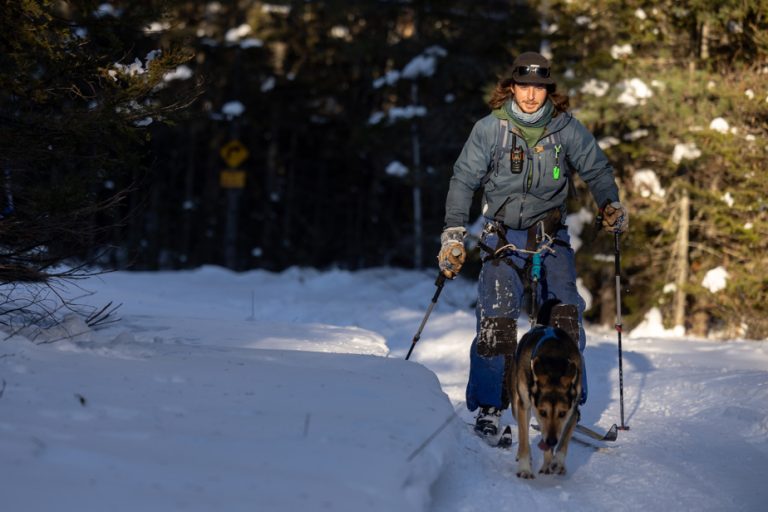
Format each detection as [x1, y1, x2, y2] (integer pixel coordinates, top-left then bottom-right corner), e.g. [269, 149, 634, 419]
[553, 144, 562, 180]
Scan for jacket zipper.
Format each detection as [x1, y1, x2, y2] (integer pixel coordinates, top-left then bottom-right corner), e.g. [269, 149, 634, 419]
[517, 151, 534, 229]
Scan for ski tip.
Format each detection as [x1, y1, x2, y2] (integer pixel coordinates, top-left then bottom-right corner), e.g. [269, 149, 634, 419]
[605, 423, 619, 441]
[497, 425, 514, 449]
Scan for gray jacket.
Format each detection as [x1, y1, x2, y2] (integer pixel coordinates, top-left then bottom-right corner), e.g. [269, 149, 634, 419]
[444, 110, 619, 230]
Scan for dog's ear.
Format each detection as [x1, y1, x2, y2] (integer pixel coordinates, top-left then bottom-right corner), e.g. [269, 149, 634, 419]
[560, 360, 579, 388]
[531, 356, 544, 379]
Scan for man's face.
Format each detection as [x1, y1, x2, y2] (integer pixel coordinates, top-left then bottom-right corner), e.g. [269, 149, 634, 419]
[512, 84, 548, 114]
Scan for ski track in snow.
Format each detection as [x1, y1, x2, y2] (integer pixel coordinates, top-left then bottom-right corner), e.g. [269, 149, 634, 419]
[1, 266, 766, 511]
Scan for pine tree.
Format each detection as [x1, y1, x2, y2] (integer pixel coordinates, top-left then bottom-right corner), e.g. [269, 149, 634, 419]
[0, 1, 196, 321]
[537, 0, 768, 338]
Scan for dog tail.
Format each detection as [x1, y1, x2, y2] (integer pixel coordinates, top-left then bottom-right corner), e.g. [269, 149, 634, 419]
[539, 299, 580, 346]
[536, 298, 561, 326]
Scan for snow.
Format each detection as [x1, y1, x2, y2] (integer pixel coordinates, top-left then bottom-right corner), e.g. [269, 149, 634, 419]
[221, 101, 245, 118]
[261, 76, 276, 92]
[330, 26, 351, 40]
[375, 46, 446, 86]
[628, 307, 685, 338]
[368, 111, 386, 125]
[580, 79, 610, 97]
[225, 24, 252, 43]
[94, 3, 121, 18]
[598, 136, 620, 150]
[564, 207, 593, 253]
[632, 169, 666, 199]
[702, 266, 729, 293]
[623, 129, 648, 141]
[672, 142, 702, 164]
[144, 21, 170, 34]
[386, 160, 409, 178]
[164, 65, 193, 82]
[390, 105, 427, 120]
[373, 70, 401, 89]
[2, 267, 767, 512]
[539, 40, 553, 61]
[402, 55, 438, 79]
[610, 44, 633, 59]
[113, 58, 147, 77]
[368, 106, 426, 125]
[616, 80, 652, 107]
[709, 117, 730, 134]
[616, 78, 652, 107]
[240, 38, 263, 49]
[262, 3, 291, 15]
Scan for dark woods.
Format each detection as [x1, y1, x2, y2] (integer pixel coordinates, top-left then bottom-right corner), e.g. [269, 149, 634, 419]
[1, 0, 767, 338]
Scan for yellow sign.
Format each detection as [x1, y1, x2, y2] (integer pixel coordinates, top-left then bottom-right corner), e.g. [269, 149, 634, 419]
[220, 140, 249, 168]
[220, 169, 246, 189]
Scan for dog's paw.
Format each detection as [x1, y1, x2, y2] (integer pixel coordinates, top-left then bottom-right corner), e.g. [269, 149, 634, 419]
[516, 469, 535, 479]
[516, 461, 535, 479]
[540, 462, 567, 475]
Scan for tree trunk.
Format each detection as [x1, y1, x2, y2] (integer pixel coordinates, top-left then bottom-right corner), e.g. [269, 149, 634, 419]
[411, 81, 423, 269]
[673, 189, 689, 330]
[700, 21, 710, 60]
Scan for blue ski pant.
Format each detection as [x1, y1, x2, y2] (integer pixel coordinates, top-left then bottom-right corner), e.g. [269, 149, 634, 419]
[466, 223, 588, 411]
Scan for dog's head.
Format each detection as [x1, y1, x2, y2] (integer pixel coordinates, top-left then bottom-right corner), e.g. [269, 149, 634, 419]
[530, 355, 581, 450]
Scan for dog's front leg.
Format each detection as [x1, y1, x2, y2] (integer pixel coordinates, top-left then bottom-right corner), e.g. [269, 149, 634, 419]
[546, 409, 579, 475]
[514, 397, 534, 479]
[540, 446, 555, 474]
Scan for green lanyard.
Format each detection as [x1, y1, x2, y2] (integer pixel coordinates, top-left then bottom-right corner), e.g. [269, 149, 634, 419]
[553, 144, 562, 180]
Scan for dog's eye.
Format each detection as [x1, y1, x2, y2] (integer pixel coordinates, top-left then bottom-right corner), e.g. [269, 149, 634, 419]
[539, 409, 548, 418]
[558, 411, 566, 418]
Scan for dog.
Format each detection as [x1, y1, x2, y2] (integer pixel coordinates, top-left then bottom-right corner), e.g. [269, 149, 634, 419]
[507, 302, 583, 479]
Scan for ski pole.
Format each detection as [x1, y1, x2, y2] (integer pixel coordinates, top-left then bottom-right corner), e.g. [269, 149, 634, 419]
[405, 273, 447, 360]
[614, 231, 629, 430]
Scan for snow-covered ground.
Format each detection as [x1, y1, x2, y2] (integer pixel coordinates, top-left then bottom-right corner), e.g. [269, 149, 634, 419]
[1, 267, 766, 511]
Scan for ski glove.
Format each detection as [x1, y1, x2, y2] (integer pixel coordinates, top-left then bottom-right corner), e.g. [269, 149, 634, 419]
[602, 201, 629, 233]
[438, 227, 467, 279]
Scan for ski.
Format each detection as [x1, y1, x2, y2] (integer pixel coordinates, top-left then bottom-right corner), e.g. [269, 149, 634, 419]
[497, 425, 513, 448]
[466, 421, 618, 449]
[530, 423, 617, 450]
[575, 423, 618, 442]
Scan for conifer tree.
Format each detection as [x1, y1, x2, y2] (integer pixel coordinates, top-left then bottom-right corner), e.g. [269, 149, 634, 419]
[0, 0, 196, 281]
[537, 0, 768, 338]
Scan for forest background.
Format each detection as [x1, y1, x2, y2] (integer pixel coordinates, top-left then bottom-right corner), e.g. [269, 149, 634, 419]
[1, 0, 766, 339]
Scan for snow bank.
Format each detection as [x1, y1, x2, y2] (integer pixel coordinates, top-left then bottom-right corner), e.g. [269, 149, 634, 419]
[629, 307, 684, 338]
[0, 335, 455, 512]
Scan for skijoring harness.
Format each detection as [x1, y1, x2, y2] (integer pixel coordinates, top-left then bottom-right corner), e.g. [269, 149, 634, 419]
[474, 209, 570, 359]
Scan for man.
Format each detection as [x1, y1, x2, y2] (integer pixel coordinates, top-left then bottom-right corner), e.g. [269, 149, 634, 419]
[438, 51, 627, 439]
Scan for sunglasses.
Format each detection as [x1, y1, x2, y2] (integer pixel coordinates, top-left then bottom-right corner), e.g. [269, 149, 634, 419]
[515, 65, 551, 78]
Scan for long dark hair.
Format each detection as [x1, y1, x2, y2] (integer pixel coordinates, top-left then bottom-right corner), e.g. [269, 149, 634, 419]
[488, 77, 570, 114]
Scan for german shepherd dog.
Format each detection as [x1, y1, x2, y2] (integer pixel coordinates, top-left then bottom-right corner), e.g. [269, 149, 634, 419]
[507, 302, 582, 479]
